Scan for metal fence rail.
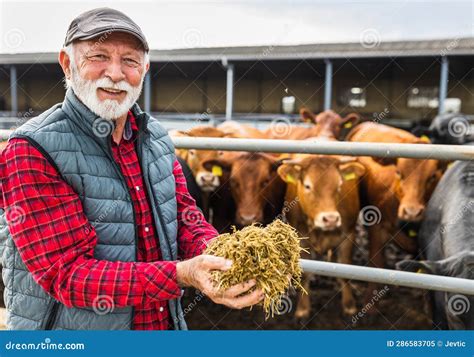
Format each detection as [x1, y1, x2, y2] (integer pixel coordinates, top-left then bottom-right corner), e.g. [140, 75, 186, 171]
[300, 259, 474, 295]
[172, 136, 474, 161]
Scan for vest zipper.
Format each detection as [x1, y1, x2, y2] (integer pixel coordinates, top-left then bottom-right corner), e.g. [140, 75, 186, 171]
[44, 301, 59, 330]
[106, 139, 138, 330]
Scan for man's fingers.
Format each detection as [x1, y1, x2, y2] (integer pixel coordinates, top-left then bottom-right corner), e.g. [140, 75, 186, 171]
[200, 255, 233, 271]
[224, 288, 264, 309]
[222, 279, 256, 299]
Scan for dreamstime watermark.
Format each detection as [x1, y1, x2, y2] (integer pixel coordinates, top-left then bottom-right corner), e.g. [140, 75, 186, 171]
[181, 206, 205, 227]
[359, 205, 382, 226]
[3, 28, 26, 50]
[182, 28, 204, 48]
[447, 294, 470, 316]
[92, 295, 115, 315]
[4, 338, 85, 351]
[352, 285, 389, 324]
[268, 118, 291, 138]
[276, 197, 300, 221]
[359, 28, 381, 49]
[372, 108, 389, 123]
[447, 116, 471, 138]
[10, 108, 34, 130]
[440, 38, 460, 56]
[271, 294, 293, 315]
[92, 117, 115, 138]
[440, 200, 473, 233]
[4, 205, 26, 227]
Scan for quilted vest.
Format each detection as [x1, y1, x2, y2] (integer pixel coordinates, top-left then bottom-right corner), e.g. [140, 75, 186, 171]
[0, 89, 187, 330]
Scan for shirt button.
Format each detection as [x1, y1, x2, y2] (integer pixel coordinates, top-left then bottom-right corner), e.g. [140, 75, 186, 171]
[144, 226, 150, 233]
[135, 186, 140, 191]
[159, 306, 164, 312]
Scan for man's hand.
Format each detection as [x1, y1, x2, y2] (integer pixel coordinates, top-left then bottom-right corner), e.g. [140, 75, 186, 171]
[176, 255, 264, 309]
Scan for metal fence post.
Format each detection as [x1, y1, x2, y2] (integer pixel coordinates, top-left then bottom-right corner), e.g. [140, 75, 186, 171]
[438, 56, 449, 115]
[9, 65, 18, 116]
[324, 59, 333, 111]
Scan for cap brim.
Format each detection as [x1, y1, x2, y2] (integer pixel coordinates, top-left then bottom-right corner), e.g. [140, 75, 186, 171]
[67, 26, 148, 51]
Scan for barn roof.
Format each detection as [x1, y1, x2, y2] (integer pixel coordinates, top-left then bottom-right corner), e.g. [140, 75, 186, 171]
[1, 37, 473, 64]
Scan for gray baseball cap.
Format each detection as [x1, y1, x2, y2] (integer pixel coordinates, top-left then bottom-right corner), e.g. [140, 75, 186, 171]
[64, 7, 149, 52]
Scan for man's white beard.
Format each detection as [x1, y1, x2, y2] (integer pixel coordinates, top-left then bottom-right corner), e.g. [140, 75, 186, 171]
[68, 63, 144, 121]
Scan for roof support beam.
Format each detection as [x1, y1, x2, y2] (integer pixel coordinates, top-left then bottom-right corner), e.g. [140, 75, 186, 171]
[144, 70, 151, 113]
[9, 65, 18, 116]
[324, 59, 333, 110]
[438, 56, 449, 115]
[225, 63, 234, 120]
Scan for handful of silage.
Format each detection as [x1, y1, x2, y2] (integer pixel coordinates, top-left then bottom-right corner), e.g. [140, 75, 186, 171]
[204, 219, 307, 318]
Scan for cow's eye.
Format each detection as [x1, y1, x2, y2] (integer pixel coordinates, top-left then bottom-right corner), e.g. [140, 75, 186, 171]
[189, 149, 196, 156]
[304, 183, 311, 190]
[217, 151, 224, 156]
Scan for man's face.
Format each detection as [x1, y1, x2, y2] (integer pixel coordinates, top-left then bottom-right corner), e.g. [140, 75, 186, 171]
[61, 32, 148, 121]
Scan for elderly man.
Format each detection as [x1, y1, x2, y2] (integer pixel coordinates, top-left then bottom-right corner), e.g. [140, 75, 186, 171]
[0, 8, 262, 330]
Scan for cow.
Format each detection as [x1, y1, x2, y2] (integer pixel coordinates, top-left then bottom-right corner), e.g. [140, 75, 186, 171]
[396, 159, 474, 329]
[218, 120, 267, 139]
[169, 126, 236, 232]
[347, 122, 445, 304]
[202, 151, 286, 227]
[264, 108, 360, 140]
[278, 153, 366, 318]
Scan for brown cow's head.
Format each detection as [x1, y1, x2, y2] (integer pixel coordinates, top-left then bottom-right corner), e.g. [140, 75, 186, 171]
[300, 108, 360, 139]
[278, 156, 365, 231]
[202, 152, 284, 226]
[394, 157, 442, 222]
[175, 126, 231, 192]
[374, 139, 443, 222]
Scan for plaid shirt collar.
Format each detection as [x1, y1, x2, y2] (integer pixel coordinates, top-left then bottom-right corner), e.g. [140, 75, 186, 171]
[123, 111, 139, 141]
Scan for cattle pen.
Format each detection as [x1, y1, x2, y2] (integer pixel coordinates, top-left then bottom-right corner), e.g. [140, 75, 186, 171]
[0, 128, 473, 296]
[171, 135, 474, 296]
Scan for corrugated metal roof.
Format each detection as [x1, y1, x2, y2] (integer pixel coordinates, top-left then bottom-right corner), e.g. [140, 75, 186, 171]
[1, 37, 473, 64]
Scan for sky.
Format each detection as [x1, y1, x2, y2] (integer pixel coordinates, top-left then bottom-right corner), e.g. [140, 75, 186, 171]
[0, 0, 473, 54]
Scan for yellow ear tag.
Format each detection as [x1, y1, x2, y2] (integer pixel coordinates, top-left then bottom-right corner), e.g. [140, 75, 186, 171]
[408, 229, 417, 237]
[212, 165, 223, 177]
[286, 174, 296, 184]
[343, 172, 356, 181]
[448, 162, 454, 168]
[344, 121, 353, 129]
[420, 135, 430, 143]
[416, 268, 424, 274]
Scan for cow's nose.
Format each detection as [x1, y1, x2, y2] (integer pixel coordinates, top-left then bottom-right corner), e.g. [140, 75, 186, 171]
[314, 211, 342, 231]
[400, 205, 425, 221]
[237, 213, 259, 226]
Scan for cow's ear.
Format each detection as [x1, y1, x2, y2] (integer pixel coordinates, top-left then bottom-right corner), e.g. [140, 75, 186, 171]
[341, 113, 361, 129]
[175, 149, 189, 162]
[277, 163, 302, 184]
[372, 156, 397, 166]
[338, 161, 366, 180]
[395, 259, 439, 274]
[202, 158, 232, 174]
[299, 107, 316, 123]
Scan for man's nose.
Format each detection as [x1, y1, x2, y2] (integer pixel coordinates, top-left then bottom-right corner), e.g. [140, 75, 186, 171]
[104, 61, 126, 83]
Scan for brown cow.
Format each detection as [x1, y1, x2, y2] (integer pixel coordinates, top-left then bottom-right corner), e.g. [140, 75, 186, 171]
[203, 152, 286, 227]
[218, 120, 267, 139]
[264, 108, 360, 140]
[347, 122, 444, 304]
[278, 150, 365, 318]
[170, 126, 229, 192]
[169, 126, 236, 232]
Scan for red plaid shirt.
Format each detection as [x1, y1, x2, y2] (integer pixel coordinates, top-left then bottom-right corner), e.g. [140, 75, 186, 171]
[0, 112, 217, 330]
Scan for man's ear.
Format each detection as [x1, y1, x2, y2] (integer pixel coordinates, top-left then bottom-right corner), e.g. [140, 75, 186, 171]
[277, 162, 302, 184]
[338, 161, 366, 180]
[299, 107, 316, 123]
[58, 49, 72, 81]
[396, 259, 440, 275]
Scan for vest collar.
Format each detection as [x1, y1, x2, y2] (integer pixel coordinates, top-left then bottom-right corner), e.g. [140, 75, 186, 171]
[61, 88, 150, 148]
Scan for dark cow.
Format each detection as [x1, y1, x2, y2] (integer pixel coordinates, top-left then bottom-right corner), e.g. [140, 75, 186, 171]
[397, 158, 474, 329]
